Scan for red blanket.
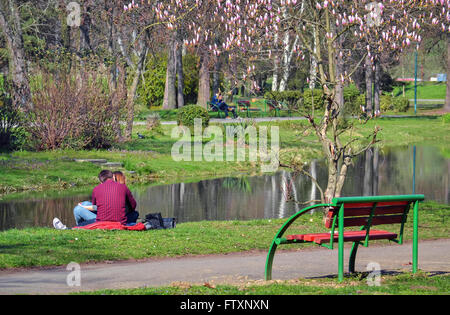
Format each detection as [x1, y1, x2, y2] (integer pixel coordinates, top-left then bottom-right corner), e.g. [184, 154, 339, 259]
[73, 221, 146, 231]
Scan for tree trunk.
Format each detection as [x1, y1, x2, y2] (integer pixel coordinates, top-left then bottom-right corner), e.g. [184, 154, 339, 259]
[374, 59, 381, 116]
[445, 32, 450, 112]
[163, 35, 177, 109]
[335, 54, 344, 116]
[324, 158, 339, 203]
[124, 47, 148, 140]
[79, 5, 92, 52]
[0, 0, 32, 109]
[279, 34, 299, 92]
[110, 63, 125, 141]
[212, 57, 221, 97]
[197, 52, 210, 108]
[272, 56, 279, 92]
[335, 25, 344, 116]
[176, 32, 185, 108]
[365, 55, 373, 114]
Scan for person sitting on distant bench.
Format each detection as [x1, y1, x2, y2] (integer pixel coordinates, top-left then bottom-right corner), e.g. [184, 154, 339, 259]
[211, 92, 237, 119]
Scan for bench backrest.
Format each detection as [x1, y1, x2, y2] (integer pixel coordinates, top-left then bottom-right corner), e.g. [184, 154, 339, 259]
[267, 99, 278, 108]
[325, 195, 425, 230]
[237, 100, 250, 107]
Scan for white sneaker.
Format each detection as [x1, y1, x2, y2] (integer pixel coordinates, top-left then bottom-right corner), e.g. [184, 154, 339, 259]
[53, 218, 67, 230]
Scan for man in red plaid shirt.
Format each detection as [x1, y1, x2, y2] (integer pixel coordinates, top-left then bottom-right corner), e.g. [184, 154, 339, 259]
[53, 170, 139, 229]
[92, 170, 138, 225]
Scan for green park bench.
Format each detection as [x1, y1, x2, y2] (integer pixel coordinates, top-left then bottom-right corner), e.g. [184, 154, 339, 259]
[266, 99, 291, 117]
[237, 100, 261, 117]
[265, 194, 425, 282]
[207, 101, 236, 119]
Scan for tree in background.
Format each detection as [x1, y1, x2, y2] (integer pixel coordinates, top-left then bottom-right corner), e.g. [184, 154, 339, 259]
[141, 0, 449, 202]
[0, 0, 32, 110]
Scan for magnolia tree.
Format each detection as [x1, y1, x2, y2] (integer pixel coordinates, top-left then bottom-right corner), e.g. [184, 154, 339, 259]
[128, 0, 449, 202]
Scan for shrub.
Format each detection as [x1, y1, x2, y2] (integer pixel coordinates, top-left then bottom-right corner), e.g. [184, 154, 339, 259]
[146, 113, 163, 133]
[380, 94, 394, 112]
[302, 89, 324, 110]
[26, 70, 119, 150]
[442, 113, 450, 124]
[177, 105, 210, 130]
[137, 53, 199, 108]
[392, 97, 409, 112]
[137, 54, 166, 108]
[343, 85, 363, 114]
[0, 92, 28, 150]
[264, 90, 302, 109]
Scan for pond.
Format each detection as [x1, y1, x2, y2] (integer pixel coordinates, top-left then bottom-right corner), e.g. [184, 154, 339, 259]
[0, 145, 448, 231]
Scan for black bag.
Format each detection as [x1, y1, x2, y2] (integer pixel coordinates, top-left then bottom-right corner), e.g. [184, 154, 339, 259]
[144, 213, 176, 230]
[162, 217, 176, 229]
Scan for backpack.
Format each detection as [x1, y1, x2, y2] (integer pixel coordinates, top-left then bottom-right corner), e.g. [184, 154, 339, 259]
[144, 213, 176, 230]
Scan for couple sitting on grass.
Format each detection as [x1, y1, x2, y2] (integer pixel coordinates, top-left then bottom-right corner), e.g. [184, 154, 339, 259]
[53, 170, 139, 230]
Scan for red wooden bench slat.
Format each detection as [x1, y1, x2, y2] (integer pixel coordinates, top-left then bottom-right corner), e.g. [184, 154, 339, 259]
[341, 201, 409, 208]
[324, 202, 410, 228]
[332, 205, 408, 217]
[286, 230, 397, 244]
[312, 230, 398, 245]
[342, 215, 405, 227]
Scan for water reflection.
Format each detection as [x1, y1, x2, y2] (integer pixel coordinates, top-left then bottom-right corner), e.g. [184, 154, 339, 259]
[0, 145, 448, 231]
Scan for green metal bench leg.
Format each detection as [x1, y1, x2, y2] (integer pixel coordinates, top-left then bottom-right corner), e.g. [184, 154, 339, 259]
[264, 203, 331, 281]
[349, 241, 360, 273]
[338, 203, 345, 282]
[413, 200, 419, 273]
[264, 241, 278, 280]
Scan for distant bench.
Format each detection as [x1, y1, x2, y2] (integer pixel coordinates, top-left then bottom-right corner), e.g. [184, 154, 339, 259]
[237, 100, 261, 117]
[207, 101, 236, 119]
[265, 194, 425, 282]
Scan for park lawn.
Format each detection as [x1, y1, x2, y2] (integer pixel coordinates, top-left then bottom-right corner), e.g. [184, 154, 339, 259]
[0, 201, 448, 269]
[0, 116, 449, 196]
[392, 82, 447, 100]
[81, 271, 450, 295]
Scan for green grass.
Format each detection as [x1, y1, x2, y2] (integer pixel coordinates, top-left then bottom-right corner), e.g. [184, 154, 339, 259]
[0, 202, 448, 269]
[1, 116, 449, 196]
[80, 271, 449, 295]
[392, 82, 447, 100]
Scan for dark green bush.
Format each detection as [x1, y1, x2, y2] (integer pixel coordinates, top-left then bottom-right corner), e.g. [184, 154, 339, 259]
[442, 113, 450, 124]
[392, 96, 409, 112]
[380, 94, 394, 112]
[176, 105, 210, 130]
[137, 53, 199, 108]
[264, 90, 302, 106]
[302, 89, 324, 110]
[343, 85, 363, 114]
[0, 92, 28, 151]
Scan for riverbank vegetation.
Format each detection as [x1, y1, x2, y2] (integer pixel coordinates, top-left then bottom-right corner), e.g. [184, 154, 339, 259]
[1, 116, 449, 197]
[0, 201, 448, 270]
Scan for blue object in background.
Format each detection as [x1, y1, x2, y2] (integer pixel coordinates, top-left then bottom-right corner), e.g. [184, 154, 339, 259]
[437, 73, 447, 82]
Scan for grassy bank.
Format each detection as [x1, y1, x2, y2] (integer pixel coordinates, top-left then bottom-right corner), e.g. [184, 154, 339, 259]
[0, 201, 448, 270]
[1, 116, 449, 197]
[392, 82, 446, 100]
[82, 271, 449, 295]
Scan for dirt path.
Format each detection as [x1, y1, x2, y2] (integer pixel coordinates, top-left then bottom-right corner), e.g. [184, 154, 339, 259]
[0, 239, 449, 294]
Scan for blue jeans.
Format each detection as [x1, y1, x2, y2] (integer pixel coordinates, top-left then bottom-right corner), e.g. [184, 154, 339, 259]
[74, 201, 139, 227]
[218, 102, 237, 118]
